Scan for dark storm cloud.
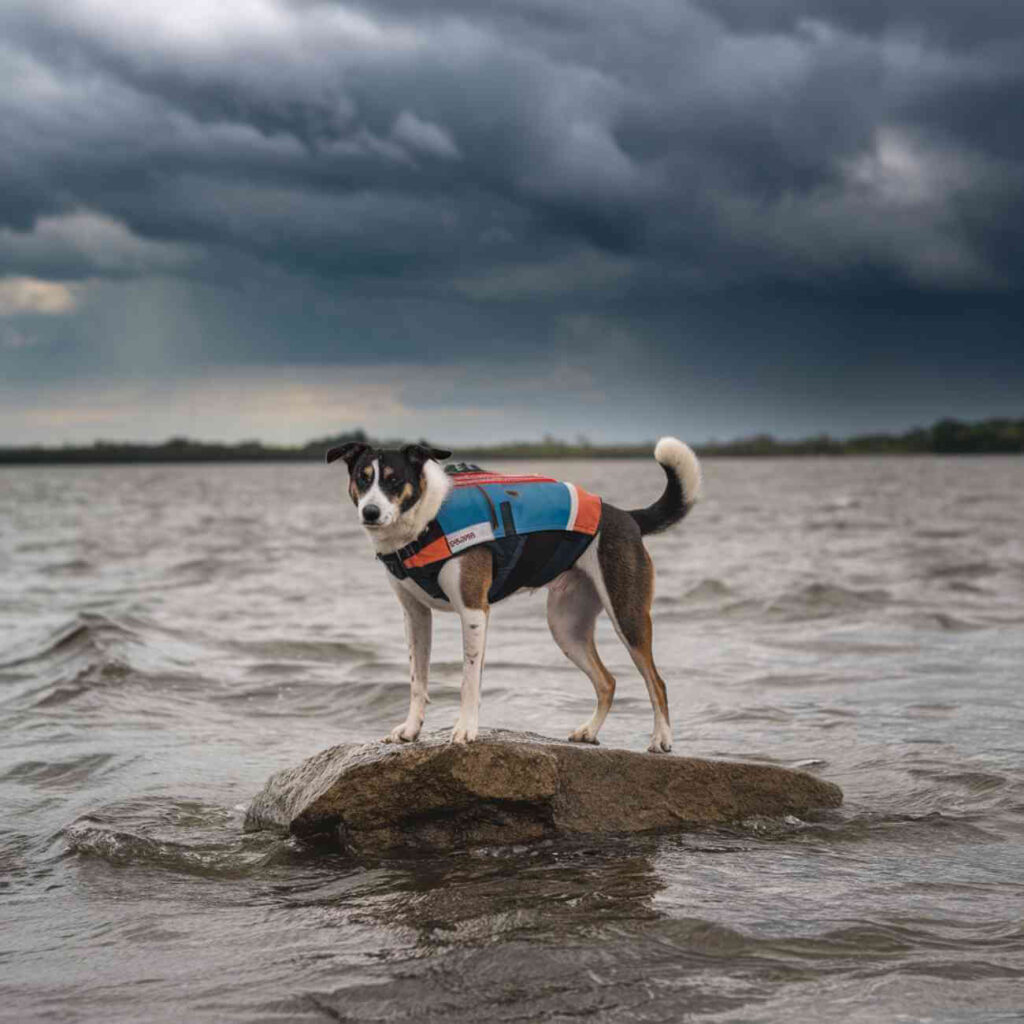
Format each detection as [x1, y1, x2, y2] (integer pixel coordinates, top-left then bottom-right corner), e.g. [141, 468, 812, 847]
[2, 0, 1017, 281]
[691, 0, 1024, 50]
[1, 0, 1022, 442]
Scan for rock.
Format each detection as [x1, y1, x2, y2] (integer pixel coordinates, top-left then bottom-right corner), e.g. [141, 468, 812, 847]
[244, 729, 843, 855]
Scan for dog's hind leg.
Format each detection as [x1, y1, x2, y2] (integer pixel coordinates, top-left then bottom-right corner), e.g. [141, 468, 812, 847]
[622, 599, 673, 753]
[439, 546, 492, 745]
[577, 511, 673, 753]
[547, 569, 616, 744]
[384, 580, 432, 743]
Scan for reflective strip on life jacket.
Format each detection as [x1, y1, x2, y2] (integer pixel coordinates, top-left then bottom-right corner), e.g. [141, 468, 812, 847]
[449, 473, 557, 488]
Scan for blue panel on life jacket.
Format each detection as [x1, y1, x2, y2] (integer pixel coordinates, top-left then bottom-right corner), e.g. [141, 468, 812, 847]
[435, 481, 574, 540]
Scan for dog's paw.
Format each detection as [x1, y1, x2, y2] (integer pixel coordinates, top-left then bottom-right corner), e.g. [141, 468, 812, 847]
[450, 720, 478, 745]
[647, 732, 673, 754]
[383, 721, 421, 744]
[568, 725, 600, 745]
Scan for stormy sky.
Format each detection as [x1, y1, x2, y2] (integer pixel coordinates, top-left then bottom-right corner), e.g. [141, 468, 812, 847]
[2, 0, 1022, 446]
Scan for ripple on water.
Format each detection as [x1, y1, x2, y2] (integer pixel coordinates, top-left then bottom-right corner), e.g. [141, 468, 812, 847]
[681, 578, 735, 603]
[227, 637, 376, 663]
[657, 579, 895, 626]
[907, 769, 1009, 794]
[765, 582, 891, 620]
[0, 752, 122, 790]
[38, 559, 96, 576]
[210, 677, 409, 717]
[924, 561, 1000, 580]
[899, 611, 985, 632]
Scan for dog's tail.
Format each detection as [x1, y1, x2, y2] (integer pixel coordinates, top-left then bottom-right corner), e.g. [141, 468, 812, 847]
[627, 437, 702, 536]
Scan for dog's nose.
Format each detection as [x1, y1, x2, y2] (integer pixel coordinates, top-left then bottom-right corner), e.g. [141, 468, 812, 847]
[362, 504, 381, 523]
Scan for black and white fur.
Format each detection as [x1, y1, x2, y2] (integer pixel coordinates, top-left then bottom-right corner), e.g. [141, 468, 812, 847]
[326, 438, 702, 752]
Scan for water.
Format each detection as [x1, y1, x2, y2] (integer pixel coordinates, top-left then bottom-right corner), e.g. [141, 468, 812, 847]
[2, 456, 1023, 1023]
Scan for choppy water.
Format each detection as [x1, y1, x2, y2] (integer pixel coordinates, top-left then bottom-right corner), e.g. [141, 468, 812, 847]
[2, 456, 1023, 1023]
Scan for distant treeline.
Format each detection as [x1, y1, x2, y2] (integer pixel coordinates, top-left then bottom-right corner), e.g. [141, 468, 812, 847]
[1, 418, 1022, 465]
[0, 431, 371, 465]
[698, 417, 1024, 457]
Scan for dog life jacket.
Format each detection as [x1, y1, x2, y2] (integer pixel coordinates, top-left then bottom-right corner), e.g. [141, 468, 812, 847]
[377, 464, 602, 603]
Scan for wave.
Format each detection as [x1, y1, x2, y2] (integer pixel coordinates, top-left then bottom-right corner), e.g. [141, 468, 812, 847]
[227, 637, 375, 663]
[210, 677, 409, 717]
[925, 561, 999, 580]
[0, 612, 139, 671]
[0, 752, 121, 790]
[900, 611, 984, 632]
[914, 528, 970, 540]
[37, 558, 96, 576]
[0, 611, 389, 717]
[168, 555, 233, 578]
[658, 579, 894, 624]
[792, 807, 1012, 847]
[740, 671, 843, 690]
[62, 798, 324, 879]
[0, 613, 219, 712]
[700, 704, 794, 725]
[907, 769, 1009, 794]
[0, 614, 140, 708]
[64, 820, 280, 879]
[765, 582, 891, 620]
[682, 578, 735, 602]
[656, 578, 726, 602]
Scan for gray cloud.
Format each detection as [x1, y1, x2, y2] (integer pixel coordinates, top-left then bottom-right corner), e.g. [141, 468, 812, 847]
[1, 0, 1022, 443]
[4, 1, 1021, 280]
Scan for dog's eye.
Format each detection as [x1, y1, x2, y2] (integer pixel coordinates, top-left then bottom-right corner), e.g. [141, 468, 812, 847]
[362, 466, 373, 480]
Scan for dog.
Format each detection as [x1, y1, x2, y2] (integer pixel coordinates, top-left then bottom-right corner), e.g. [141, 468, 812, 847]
[326, 438, 701, 752]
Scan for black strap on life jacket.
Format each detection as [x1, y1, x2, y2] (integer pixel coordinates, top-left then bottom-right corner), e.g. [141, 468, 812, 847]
[375, 520, 446, 580]
[378, 529, 596, 605]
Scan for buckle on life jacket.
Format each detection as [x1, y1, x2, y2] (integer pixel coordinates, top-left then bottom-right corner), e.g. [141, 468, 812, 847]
[377, 550, 407, 579]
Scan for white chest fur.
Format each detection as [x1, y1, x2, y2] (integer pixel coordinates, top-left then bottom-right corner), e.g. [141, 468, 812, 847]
[387, 572, 455, 612]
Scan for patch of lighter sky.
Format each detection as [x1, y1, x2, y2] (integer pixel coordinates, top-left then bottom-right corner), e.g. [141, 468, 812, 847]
[0, 276, 78, 316]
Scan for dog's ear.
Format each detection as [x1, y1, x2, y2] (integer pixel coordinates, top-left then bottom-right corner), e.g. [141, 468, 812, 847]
[325, 441, 371, 469]
[402, 444, 452, 465]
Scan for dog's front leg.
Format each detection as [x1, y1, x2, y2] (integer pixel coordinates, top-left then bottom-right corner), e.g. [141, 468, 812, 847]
[450, 604, 488, 744]
[384, 582, 432, 743]
[439, 548, 492, 745]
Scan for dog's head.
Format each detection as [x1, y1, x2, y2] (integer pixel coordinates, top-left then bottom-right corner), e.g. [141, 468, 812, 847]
[326, 442, 452, 539]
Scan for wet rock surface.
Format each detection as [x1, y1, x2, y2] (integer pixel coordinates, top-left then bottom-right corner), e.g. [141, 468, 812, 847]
[245, 730, 844, 854]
